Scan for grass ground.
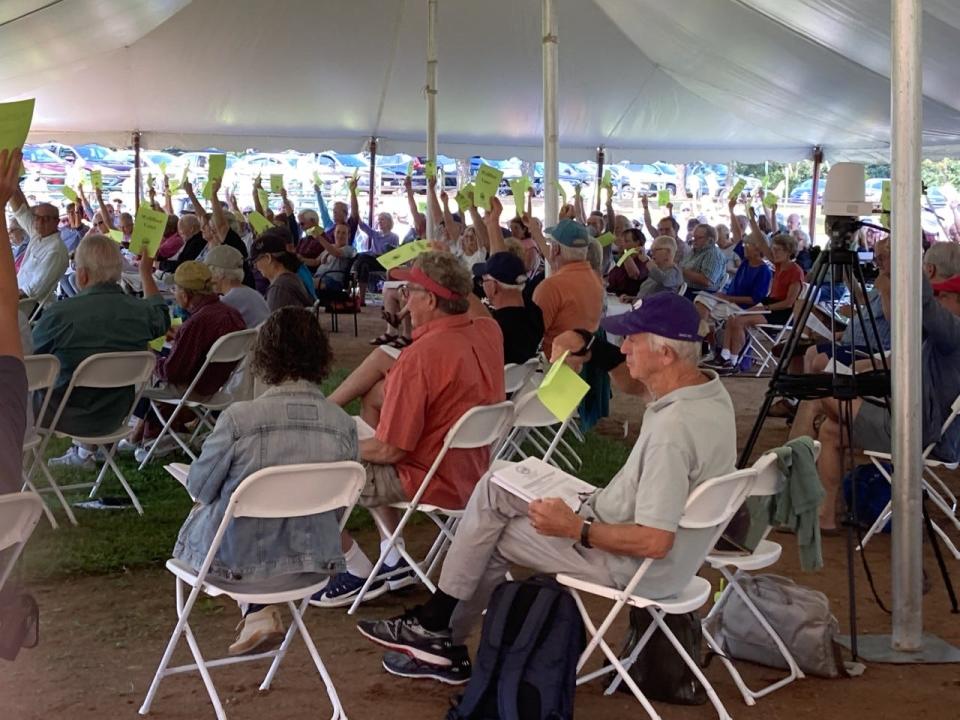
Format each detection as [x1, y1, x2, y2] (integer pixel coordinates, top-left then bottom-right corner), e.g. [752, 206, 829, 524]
[18, 367, 631, 585]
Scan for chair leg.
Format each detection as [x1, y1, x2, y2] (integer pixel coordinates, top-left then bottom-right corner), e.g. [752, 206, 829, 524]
[138, 400, 182, 470]
[99, 444, 144, 515]
[21, 474, 58, 529]
[260, 599, 307, 691]
[288, 598, 348, 719]
[35, 456, 78, 526]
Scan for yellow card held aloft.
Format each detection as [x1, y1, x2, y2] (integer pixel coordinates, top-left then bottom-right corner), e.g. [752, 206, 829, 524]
[557, 181, 568, 205]
[536, 351, 590, 422]
[657, 189, 670, 206]
[201, 179, 214, 201]
[377, 240, 431, 270]
[596, 232, 616, 248]
[62, 186, 77, 202]
[247, 210, 272, 235]
[129, 204, 168, 256]
[257, 188, 270, 210]
[108, 228, 124, 243]
[729, 178, 747, 200]
[455, 183, 475, 211]
[509, 177, 531, 214]
[270, 174, 283, 193]
[601, 168, 613, 190]
[474, 164, 504, 211]
[762, 192, 778, 209]
[207, 154, 226, 182]
[0, 99, 35, 159]
[90, 170, 102, 190]
[616, 247, 639, 267]
[424, 159, 436, 180]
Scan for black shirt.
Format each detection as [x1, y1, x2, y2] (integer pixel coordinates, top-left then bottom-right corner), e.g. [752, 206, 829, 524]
[0, 356, 27, 494]
[492, 305, 544, 365]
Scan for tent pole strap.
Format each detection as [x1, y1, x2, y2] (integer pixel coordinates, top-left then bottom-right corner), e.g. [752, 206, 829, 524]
[890, 0, 923, 653]
[368, 136, 378, 227]
[807, 145, 823, 241]
[133, 131, 141, 213]
[425, 0, 438, 242]
[542, 0, 558, 229]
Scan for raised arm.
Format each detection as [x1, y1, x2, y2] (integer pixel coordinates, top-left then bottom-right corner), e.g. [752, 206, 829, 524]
[404, 175, 426, 232]
[604, 185, 615, 232]
[315, 183, 332, 228]
[95, 185, 112, 229]
[468, 200, 489, 253]
[641, 194, 657, 237]
[426, 174, 444, 231]
[78, 183, 95, 220]
[348, 178, 360, 227]
[523, 211, 550, 260]
[0, 149, 23, 358]
[747, 206, 772, 260]
[253, 176, 265, 217]
[162, 174, 174, 215]
[183, 179, 208, 225]
[484, 196, 507, 255]
[574, 184, 587, 224]
[729, 198, 743, 243]
[138, 247, 161, 298]
[209, 179, 228, 244]
[440, 191, 462, 244]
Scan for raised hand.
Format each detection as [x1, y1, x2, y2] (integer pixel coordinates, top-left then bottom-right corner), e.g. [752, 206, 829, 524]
[0, 148, 22, 207]
[489, 195, 503, 221]
[641, 193, 649, 209]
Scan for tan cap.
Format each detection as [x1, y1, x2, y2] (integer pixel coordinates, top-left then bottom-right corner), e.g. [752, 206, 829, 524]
[203, 244, 244, 270]
[173, 260, 212, 291]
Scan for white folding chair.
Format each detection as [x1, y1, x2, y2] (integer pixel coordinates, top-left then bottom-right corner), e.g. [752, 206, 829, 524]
[741, 282, 811, 376]
[557, 467, 758, 720]
[18, 296, 39, 324]
[37, 351, 156, 515]
[701, 441, 821, 706]
[496, 390, 581, 471]
[503, 357, 540, 396]
[347, 401, 516, 614]
[858, 393, 960, 558]
[0, 493, 45, 594]
[21, 354, 75, 528]
[138, 328, 258, 469]
[139, 461, 366, 720]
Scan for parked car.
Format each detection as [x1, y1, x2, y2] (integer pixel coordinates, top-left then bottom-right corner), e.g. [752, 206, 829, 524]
[788, 178, 827, 204]
[21, 145, 66, 188]
[925, 185, 947, 209]
[38, 142, 124, 191]
[76, 143, 131, 172]
[409, 154, 457, 192]
[617, 162, 679, 197]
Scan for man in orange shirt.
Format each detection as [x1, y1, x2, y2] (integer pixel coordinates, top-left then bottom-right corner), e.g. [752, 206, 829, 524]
[531, 219, 604, 356]
[312, 251, 506, 608]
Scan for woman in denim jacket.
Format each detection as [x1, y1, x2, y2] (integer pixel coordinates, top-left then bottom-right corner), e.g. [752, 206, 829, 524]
[173, 307, 359, 655]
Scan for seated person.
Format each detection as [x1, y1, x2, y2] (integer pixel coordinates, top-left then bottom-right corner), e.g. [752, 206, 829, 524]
[789, 273, 960, 530]
[250, 228, 314, 311]
[634, 235, 682, 299]
[313, 222, 358, 296]
[681, 224, 728, 300]
[123, 261, 246, 461]
[32, 236, 170, 468]
[706, 233, 804, 373]
[355, 294, 736, 682]
[606, 228, 648, 299]
[204, 245, 270, 329]
[312, 251, 505, 607]
[353, 212, 400, 306]
[173, 308, 360, 656]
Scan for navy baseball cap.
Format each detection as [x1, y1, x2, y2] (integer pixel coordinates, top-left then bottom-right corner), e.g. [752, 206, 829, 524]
[473, 251, 527, 284]
[601, 292, 704, 341]
[544, 219, 591, 248]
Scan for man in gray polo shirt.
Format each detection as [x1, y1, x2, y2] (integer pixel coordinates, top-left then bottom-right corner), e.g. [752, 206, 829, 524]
[355, 292, 736, 683]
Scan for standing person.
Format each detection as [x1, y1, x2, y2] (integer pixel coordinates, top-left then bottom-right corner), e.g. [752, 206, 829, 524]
[0, 148, 27, 493]
[250, 229, 314, 312]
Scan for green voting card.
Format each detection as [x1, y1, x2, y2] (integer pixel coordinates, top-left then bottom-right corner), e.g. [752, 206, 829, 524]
[201, 179, 214, 201]
[536, 351, 590, 422]
[474, 164, 504, 211]
[208, 154, 226, 182]
[455, 183, 475, 211]
[657, 189, 671, 206]
[377, 239, 431, 270]
[729, 178, 747, 200]
[247, 210, 272, 235]
[0, 99, 34, 160]
[108, 229, 124, 243]
[90, 170, 103, 190]
[881, 180, 891, 212]
[557, 181, 568, 205]
[596, 232, 616, 248]
[257, 188, 270, 210]
[763, 192, 778, 209]
[509, 176, 531, 215]
[270, 174, 283, 193]
[62, 187, 77, 202]
[129, 204, 168, 256]
[616, 247, 639, 267]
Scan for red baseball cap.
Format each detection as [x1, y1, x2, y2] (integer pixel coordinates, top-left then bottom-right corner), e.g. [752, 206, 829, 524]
[932, 275, 960, 294]
[391, 265, 463, 300]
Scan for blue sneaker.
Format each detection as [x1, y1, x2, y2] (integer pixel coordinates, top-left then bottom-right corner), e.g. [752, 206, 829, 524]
[377, 557, 418, 591]
[309, 571, 388, 608]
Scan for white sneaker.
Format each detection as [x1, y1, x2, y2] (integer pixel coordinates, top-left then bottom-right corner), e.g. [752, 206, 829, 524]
[116, 438, 139, 455]
[48, 446, 96, 470]
[134, 437, 180, 464]
[228, 606, 285, 656]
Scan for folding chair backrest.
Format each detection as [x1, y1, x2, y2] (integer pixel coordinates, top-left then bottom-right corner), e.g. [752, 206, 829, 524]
[206, 328, 258, 365]
[504, 362, 536, 395]
[749, 452, 782, 497]
[445, 401, 516, 450]
[0, 493, 44, 591]
[229, 462, 367, 523]
[23, 354, 60, 433]
[680, 468, 757, 530]
[18, 297, 38, 321]
[512, 390, 563, 429]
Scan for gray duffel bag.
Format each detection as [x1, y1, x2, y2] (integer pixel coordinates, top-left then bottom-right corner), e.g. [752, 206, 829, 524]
[707, 571, 846, 678]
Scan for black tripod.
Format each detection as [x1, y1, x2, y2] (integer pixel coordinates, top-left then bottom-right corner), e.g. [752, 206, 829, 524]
[738, 216, 891, 661]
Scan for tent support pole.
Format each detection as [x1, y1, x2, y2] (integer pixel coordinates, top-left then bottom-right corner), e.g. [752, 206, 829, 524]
[542, 0, 558, 228]
[368, 136, 378, 226]
[594, 145, 605, 213]
[890, 0, 923, 653]
[425, 0, 438, 241]
[807, 145, 823, 241]
[133, 131, 142, 213]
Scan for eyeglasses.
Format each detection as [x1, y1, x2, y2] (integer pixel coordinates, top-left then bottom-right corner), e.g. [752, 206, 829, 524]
[399, 284, 429, 299]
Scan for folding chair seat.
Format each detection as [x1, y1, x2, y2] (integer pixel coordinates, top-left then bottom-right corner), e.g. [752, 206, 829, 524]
[858, 393, 960, 558]
[557, 467, 758, 720]
[347, 401, 515, 614]
[740, 282, 812, 376]
[20, 354, 75, 528]
[139, 461, 367, 720]
[36, 351, 156, 515]
[701, 442, 822, 706]
[503, 357, 540, 396]
[496, 389, 582, 472]
[138, 328, 258, 469]
[0, 493, 45, 593]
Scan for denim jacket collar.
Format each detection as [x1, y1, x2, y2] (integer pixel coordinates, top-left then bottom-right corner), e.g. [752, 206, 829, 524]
[259, 379, 326, 399]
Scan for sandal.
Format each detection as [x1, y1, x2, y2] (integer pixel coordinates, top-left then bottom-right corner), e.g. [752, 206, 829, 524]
[389, 336, 413, 349]
[370, 334, 398, 346]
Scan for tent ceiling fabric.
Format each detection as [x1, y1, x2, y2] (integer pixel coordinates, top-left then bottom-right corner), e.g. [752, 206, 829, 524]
[6, 0, 960, 162]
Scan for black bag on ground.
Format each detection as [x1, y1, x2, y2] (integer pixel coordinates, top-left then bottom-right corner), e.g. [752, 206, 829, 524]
[615, 608, 706, 705]
[446, 575, 584, 720]
[0, 585, 39, 661]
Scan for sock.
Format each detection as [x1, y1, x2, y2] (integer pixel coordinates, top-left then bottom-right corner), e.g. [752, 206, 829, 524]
[720, 349, 732, 361]
[380, 538, 403, 567]
[417, 589, 460, 632]
[344, 540, 373, 578]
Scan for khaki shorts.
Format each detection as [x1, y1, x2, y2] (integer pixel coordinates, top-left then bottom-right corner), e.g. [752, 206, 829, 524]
[359, 461, 408, 508]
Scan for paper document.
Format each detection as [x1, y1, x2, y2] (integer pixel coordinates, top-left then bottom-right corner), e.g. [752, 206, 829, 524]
[354, 416, 375, 440]
[491, 457, 596, 510]
[164, 463, 195, 499]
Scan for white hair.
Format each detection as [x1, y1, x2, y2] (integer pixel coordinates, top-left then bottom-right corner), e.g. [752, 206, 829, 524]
[74, 234, 123, 285]
[209, 266, 244, 283]
[300, 209, 319, 226]
[646, 329, 706, 366]
[585, 238, 603, 274]
[553, 242, 589, 263]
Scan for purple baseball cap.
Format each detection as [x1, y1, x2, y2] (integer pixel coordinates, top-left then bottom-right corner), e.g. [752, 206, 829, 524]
[601, 292, 704, 341]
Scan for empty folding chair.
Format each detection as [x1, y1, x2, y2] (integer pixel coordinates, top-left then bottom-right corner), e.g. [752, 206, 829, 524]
[496, 390, 581, 470]
[0, 493, 45, 593]
[137, 328, 258, 469]
[740, 282, 812, 376]
[37, 351, 156, 515]
[858, 392, 960, 558]
[557, 467, 758, 720]
[20, 354, 74, 528]
[701, 443, 821, 706]
[139, 461, 366, 720]
[347, 401, 516, 614]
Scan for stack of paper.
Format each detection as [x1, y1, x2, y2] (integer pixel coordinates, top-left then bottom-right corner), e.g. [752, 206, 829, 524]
[491, 457, 596, 510]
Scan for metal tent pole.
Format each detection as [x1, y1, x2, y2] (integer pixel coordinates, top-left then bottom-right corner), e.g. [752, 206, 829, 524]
[807, 146, 823, 242]
[594, 145, 605, 213]
[425, 0, 438, 242]
[133, 131, 142, 213]
[890, 0, 923, 653]
[542, 0, 558, 228]
[368, 136, 378, 226]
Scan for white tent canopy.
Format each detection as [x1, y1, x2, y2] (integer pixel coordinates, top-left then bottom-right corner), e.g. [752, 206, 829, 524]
[3, 0, 960, 162]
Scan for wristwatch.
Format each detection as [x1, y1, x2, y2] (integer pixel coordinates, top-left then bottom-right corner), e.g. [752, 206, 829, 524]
[580, 518, 593, 548]
[571, 328, 595, 357]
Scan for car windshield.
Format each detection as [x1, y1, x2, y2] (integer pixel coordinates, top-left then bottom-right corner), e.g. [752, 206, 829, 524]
[77, 145, 109, 161]
[23, 146, 59, 163]
[104, 150, 134, 163]
[336, 155, 368, 168]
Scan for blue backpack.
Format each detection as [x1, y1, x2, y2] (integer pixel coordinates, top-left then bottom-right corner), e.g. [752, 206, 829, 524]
[842, 462, 893, 533]
[446, 575, 584, 720]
